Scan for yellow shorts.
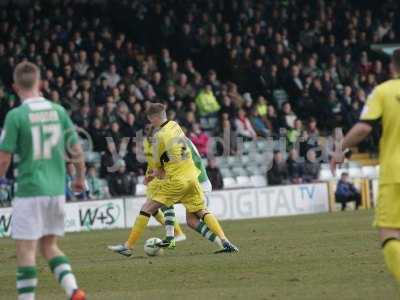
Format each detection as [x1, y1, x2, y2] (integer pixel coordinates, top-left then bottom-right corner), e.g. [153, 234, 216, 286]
[374, 184, 400, 228]
[146, 176, 205, 213]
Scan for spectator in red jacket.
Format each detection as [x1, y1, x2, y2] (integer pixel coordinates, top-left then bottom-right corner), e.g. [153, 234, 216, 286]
[189, 123, 209, 157]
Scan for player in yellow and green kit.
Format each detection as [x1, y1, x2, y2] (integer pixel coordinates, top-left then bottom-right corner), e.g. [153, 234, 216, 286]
[331, 49, 400, 286]
[142, 125, 223, 249]
[142, 125, 187, 244]
[0, 62, 86, 300]
[109, 103, 237, 256]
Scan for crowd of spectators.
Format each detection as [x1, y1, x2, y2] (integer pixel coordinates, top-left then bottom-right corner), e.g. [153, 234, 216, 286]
[0, 0, 397, 199]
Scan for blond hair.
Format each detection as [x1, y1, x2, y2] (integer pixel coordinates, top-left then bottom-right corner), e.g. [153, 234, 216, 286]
[146, 103, 166, 118]
[13, 61, 41, 90]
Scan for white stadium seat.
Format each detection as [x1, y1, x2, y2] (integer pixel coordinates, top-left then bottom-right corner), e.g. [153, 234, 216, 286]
[361, 166, 378, 178]
[319, 169, 333, 181]
[220, 168, 232, 178]
[137, 176, 145, 184]
[348, 167, 362, 178]
[250, 175, 267, 187]
[236, 176, 253, 187]
[223, 177, 237, 189]
[136, 184, 147, 196]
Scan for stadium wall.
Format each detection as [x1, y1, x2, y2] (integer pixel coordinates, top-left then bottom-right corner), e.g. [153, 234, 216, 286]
[0, 181, 375, 238]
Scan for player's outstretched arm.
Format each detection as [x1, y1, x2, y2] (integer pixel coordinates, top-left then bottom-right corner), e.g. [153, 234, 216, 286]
[330, 122, 372, 174]
[342, 122, 373, 150]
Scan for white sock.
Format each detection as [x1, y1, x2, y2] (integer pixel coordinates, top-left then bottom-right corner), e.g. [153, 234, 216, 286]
[52, 260, 78, 297]
[214, 236, 223, 248]
[18, 293, 35, 300]
[59, 273, 78, 297]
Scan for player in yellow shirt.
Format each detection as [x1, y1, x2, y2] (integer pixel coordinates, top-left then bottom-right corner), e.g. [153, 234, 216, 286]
[331, 49, 400, 284]
[142, 124, 224, 250]
[109, 103, 238, 256]
[142, 124, 186, 244]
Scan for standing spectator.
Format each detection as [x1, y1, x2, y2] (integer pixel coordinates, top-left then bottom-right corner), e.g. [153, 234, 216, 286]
[335, 172, 361, 211]
[189, 123, 209, 157]
[235, 109, 257, 140]
[206, 158, 224, 190]
[267, 150, 289, 186]
[303, 149, 321, 182]
[286, 148, 304, 184]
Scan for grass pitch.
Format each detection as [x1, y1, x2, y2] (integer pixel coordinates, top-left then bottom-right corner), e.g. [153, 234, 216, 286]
[0, 210, 398, 300]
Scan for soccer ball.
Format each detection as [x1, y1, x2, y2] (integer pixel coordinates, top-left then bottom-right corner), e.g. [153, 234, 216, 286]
[144, 237, 164, 256]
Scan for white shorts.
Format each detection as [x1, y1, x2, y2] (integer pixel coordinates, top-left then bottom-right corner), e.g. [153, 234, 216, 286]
[201, 180, 212, 194]
[11, 196, 66, 240]
[201, 180, 212, 206]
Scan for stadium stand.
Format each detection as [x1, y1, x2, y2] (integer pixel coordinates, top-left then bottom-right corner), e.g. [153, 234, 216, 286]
[0, 0, 395, 201]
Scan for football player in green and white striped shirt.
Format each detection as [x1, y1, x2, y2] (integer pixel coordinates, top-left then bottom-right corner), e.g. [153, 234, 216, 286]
[0, 62, 86, 300]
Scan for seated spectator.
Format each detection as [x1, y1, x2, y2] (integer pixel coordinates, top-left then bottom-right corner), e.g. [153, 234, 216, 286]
[255, 96, 268, 119]
[303, 149, 321, 182]
[176, 73, 194, 100]
[189, 123, 209, 157]
[235, 109, 257, 141]
[307, 117, 320, 139]
[100, 142, 118, 178]
[100, 63, 121, 88]
[249, 108, 269, 137]
[279, 102, 297, 129]
[287, 119, 303, 146]
[219, 95, 237, 119]
[335, 172, 361, 211]
[286, 148, 304, 184]
[180, 110, 196, 131]
[195, 84, 220, 117]
[267, 150, 289, 186]
[227, 82, 244, 107]
[87, 165, 102, 200]
[266, 105, 280, 136]
[206, 158, 224, 190]
[108, 121, 122, 147]
[89, 118, 108, 152]
[108, 161, 137, 197]
[125, 143, 147, 175]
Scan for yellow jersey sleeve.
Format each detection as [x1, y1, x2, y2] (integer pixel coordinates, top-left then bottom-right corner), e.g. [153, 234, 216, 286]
[360, 87, 383, 121]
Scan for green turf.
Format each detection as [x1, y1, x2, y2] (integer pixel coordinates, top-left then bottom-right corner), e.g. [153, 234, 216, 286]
[0, 210, 398, 300]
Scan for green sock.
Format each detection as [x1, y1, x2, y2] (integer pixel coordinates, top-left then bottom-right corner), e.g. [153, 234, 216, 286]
[16, 266, 37, 299]
[196, 221, 223, 248]
[49, 256, 78, 297]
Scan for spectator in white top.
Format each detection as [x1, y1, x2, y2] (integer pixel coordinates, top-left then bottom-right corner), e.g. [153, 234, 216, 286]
[279, 101, 298, 129]
[74, 50, 89, 76]
[100, 64, 121, 88]
[235, 109, 257, 140]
